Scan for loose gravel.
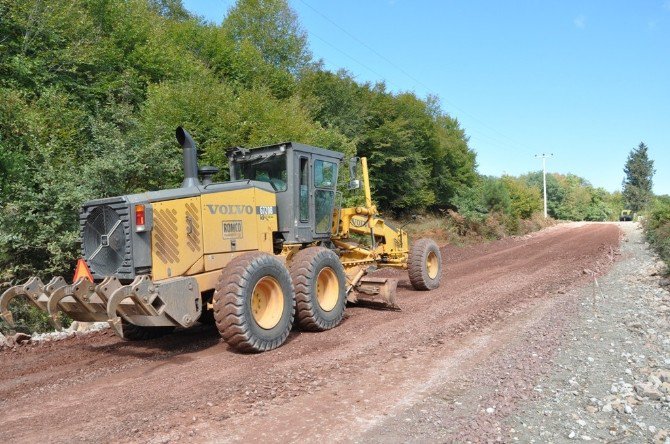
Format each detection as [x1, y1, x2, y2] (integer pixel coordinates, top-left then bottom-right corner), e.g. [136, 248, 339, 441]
[506, 222, 670, 443]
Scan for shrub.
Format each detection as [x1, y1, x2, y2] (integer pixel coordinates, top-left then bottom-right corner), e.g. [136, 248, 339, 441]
[644, 196, 670, 272]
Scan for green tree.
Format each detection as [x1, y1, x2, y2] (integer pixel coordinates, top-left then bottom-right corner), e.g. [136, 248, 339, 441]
[298, 68, 366, 138]
[481, 177, 511, 214]
[297, 69, 476, 214]
[602, 191, 624, 221]
[223, 0, 311, 73]
[355, 84, 436, 213]
[523, 171, 565, 218]
[523, 172, 619, 221]
[622, 142, 655, 212]
[451, 178, 488, 220]
[501, 176, 541, 219]
[431, 114, 477, 208]
[584, 187, 615, 221]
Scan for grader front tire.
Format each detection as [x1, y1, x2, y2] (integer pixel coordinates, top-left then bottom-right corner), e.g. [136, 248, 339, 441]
[213, 252, 295, 352]
[408, 238, 442, 291]
[289, 247, 347, 331]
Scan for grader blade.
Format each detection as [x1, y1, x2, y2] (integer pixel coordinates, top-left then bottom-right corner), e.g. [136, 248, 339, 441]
[0, 276, 66, 327]
[348, 276, 400, 310]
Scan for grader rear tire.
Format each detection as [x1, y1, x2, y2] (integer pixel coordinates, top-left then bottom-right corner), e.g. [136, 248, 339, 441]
[408, 238, 442, 290]
[289, 247, 346, 331]
[120, 319, 175, 341]
[213, 252, 295, 352]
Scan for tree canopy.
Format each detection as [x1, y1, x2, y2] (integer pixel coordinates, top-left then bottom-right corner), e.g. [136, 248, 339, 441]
[223, 0, 311, 73]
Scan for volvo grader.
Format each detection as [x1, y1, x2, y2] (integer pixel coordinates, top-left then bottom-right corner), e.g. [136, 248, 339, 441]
[0, 128, 442, 352]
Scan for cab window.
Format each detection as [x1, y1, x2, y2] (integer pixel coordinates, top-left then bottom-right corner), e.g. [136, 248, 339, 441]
[299, 157, 309, 222]
[235, 153, 288, 192]
[314, 160, 336, 188]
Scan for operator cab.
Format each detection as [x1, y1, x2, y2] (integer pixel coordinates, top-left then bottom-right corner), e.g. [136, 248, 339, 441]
[227, 142, 345, 247]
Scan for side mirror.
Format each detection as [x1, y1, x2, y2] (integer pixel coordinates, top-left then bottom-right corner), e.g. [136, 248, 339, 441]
[349, 157, 360, 190]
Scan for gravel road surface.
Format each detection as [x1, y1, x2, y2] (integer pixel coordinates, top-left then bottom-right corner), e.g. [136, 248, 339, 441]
[4, 222, 662, 443]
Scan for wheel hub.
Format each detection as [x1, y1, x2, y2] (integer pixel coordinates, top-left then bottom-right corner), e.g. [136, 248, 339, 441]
[251, 276, 283, 329]
[316, 267, 339, 312]
[426, 251, 439, 279]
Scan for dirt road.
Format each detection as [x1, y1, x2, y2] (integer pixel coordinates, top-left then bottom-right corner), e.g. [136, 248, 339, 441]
[0, 222, 622, 443]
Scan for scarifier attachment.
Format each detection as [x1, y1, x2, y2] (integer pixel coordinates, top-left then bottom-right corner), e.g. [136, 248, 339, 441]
[1, 273, 201, 339]
[106, 275, 162, 337]
[347, 276, 399, 310]
[0, 276, 66, 327]
[47, 277, 101, 330]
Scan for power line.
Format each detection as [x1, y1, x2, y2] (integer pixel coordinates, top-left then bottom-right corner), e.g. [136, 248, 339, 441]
[297, 0, 428, 91]
[309, 19, 531, 158]
[296, 0, 536, 154]
[468, 130, 535, 157]
[319, 31, 536, 159]
[312, 31, 535, 159]
[308, 32, 402, 90]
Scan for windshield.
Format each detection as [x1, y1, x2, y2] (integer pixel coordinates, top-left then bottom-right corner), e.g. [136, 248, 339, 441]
[235, 153, 287, 192]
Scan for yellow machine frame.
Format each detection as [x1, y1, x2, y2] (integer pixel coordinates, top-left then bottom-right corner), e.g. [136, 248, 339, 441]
[330, 158, 409, 297]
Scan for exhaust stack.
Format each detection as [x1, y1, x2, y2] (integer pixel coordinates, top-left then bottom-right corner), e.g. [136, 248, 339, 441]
[176, 127, 200, 188]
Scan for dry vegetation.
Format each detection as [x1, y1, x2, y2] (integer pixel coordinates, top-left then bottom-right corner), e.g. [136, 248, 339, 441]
[392, 211, 556, 246]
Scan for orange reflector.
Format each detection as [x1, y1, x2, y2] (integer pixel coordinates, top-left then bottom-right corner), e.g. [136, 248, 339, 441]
[135, 204, 146, 228]
[73, 258, 94, 282]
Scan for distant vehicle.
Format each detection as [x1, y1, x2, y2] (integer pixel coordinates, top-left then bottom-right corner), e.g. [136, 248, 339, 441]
[620, 210, 633, 222]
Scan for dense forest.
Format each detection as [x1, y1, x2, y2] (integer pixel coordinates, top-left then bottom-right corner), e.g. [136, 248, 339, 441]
[0, 0, 629, 284]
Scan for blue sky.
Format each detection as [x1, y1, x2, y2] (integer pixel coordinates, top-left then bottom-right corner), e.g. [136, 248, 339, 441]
[183, 0, 669, 195]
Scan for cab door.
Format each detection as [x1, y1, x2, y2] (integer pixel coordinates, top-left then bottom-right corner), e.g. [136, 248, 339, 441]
[311, 155, 338, 239]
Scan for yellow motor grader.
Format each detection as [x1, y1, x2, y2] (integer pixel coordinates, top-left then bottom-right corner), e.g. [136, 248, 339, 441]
[0, 128, 442, 352]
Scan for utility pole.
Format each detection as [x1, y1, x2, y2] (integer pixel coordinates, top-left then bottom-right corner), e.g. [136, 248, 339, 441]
[534, 153, 553, 218]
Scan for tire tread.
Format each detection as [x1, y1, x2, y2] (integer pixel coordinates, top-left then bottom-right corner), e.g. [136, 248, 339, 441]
[408, 238, 442, 291]
[213, 252, 294, 352]
[289, 247, 346, 331]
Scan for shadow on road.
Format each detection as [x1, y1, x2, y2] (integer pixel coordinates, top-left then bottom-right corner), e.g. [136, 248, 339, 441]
[84, 323, 223, 359]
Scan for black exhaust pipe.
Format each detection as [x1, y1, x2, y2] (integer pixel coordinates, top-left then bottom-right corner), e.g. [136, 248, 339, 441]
[176, 127, 200, 188]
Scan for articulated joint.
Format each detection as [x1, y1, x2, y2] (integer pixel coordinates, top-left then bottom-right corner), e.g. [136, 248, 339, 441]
[355, 206, 377, 216]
